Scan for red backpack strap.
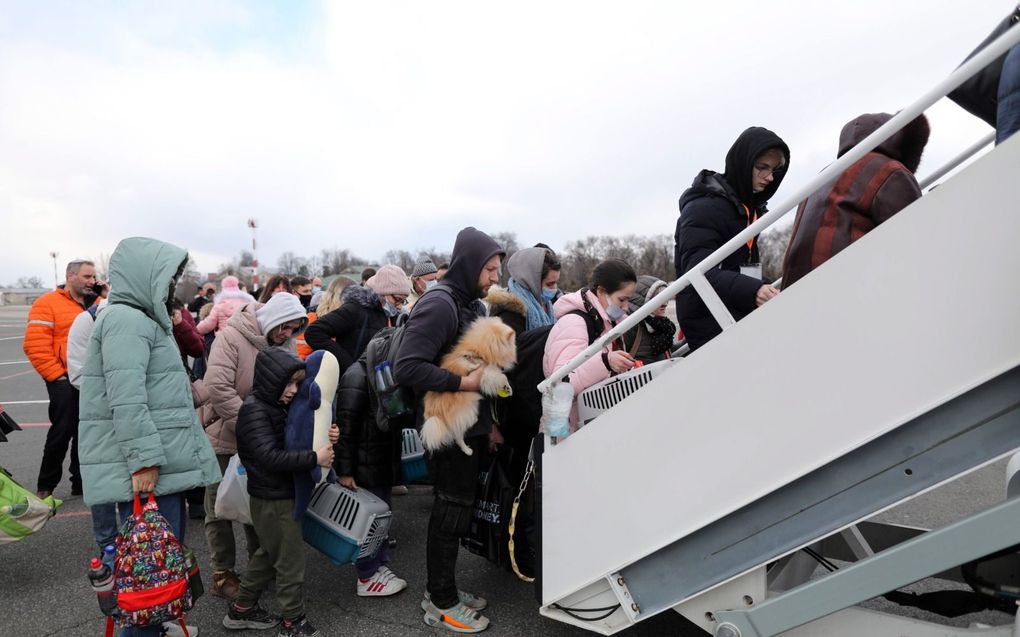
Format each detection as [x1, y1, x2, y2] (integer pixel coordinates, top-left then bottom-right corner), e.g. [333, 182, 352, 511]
[132, 492, 157, 515]
[104, 616, 115, 637]
[179, 619, 190, 637]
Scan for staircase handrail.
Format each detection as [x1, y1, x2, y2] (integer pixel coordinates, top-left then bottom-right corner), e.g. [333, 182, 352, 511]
[539, 22, 1020, 394]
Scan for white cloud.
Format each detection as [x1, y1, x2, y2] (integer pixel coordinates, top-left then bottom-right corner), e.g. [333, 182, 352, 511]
[0, 0, 1008, 284]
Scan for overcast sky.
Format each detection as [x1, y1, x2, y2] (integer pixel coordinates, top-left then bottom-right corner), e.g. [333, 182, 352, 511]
[0, 1, 1004, 284]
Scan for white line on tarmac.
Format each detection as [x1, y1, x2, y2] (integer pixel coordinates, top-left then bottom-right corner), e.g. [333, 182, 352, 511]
[0, 336, 24, 341]
[0, 360, 29, 365]
[0, 400, 49, 404]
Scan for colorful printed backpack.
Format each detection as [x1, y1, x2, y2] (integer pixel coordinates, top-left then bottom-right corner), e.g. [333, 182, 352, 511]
[113, 493, 193, 630]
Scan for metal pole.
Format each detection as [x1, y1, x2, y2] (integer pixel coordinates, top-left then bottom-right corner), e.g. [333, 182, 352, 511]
[247, 218, 259, 289]
[48, 251, 58, 289]
[538, 21, 1020, 394]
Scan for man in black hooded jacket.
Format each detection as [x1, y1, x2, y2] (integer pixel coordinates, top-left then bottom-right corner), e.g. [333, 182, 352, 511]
[674, 126, 791, 351]
[393, 226, 504, 633]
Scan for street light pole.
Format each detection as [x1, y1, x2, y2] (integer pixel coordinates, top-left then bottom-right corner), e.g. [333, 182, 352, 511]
[48, 251, 59, 289]
[247, 218, 259, 289]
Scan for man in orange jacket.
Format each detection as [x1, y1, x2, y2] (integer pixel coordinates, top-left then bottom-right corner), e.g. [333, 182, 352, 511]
[23, 258, 95, 498]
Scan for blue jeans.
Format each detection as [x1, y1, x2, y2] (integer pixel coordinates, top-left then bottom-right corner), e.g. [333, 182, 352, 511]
[91, 503, 120, 554]
[997, 43, 1020, 144]
[116, 492, 187, 637]
[355, 486, 392, 580]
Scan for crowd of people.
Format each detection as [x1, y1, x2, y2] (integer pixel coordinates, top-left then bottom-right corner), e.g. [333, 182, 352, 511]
[17, 25, 1020, 633]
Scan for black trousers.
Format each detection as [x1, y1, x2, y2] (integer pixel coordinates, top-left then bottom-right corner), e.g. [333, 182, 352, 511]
[425, 436, 486, 609]
[37, 378, 80, 492]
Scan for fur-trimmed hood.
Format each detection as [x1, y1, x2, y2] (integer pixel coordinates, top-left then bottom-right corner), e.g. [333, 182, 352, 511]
[838, 113, 930, 174]
[341, 283, 382, 309]
[485, 287, 526, 319]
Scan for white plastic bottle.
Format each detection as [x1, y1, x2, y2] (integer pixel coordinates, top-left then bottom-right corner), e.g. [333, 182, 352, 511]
[543, 381, 574, 439]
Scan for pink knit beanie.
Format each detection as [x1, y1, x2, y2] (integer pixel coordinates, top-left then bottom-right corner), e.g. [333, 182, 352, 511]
[366, 265, 411, 297]
[221, 275, 241, 292]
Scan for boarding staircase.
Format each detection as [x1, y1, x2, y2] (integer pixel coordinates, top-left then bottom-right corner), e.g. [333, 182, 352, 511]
[536, 23, 1020, 637]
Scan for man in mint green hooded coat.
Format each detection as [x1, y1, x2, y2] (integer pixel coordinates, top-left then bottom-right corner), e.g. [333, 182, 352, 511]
[79, 237, 220, 518]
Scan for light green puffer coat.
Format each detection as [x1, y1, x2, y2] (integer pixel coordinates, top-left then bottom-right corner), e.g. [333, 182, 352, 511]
[79, 237, 220, 506]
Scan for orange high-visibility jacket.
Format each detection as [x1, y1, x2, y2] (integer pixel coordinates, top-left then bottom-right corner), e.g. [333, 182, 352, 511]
[23, 289, 85, 382]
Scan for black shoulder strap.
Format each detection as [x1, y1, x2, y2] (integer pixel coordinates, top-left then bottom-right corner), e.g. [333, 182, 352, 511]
[566, 309, 602, 346]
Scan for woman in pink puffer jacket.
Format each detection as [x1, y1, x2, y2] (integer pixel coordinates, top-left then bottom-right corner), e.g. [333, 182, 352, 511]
[197, 275, 257, 334]
[542, 259, 638, 433]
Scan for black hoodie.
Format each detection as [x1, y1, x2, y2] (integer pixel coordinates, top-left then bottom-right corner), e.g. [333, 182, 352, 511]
[674, 126, 791, 351]
[236, 347, 317, 500]
[393, 227, 504, 437]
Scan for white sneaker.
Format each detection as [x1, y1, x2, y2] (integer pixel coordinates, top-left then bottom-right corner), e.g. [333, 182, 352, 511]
[391, 485, 409, 495]
[357, 565, 407, 597]
[163, 621, 199, 637]
[421, 596, 490, 633]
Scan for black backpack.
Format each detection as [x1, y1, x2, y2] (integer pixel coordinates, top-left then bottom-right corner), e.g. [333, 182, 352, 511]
[503, 299, 603, 440]
[363, 283, 460, 432]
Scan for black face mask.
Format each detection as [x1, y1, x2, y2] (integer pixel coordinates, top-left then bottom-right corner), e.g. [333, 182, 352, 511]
[166, 280, 177, 317]
[299, 294, 312, 308]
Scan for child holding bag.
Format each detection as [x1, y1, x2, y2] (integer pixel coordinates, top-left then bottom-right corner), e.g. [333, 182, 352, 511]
[222, 347, 339, 637]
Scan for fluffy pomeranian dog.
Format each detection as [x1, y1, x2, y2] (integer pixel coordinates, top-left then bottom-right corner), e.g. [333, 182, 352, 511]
[422, 317, 517, 455]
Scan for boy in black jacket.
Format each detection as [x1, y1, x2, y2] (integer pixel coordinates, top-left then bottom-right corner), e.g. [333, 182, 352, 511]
[223, 347, 338, 637]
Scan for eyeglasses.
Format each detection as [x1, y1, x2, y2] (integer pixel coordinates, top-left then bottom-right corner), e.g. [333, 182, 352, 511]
[754, 163, 785, 178]
[391, 296, 408, 307]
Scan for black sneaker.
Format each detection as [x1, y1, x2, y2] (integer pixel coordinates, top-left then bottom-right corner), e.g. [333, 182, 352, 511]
[278, 616, 322, 637]
[222, 603, 281, 630]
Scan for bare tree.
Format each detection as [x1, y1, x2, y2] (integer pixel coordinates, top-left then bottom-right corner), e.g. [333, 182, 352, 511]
[561, 236, 601, 291]
[319, 248, 366, 276]
[382, 250, 415, 273]
[94, 252, 112, 282]
[218, 250, 257, 290]
[15, 276, 45, 289]
[277, 251, 306, 276]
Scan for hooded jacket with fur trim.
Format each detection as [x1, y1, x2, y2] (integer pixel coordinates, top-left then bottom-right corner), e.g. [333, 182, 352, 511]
[303, 284, 389, 378]
[674, 126, 791, 351]
[781, 113, 930, 289]
[486, 288, 528, 335]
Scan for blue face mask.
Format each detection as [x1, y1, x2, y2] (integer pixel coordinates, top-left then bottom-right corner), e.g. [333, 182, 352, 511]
[605, 302, 626, 322]
[542, 288, 558, 302]
[425, 279, 438, 291]
[383, 302, 399, 317]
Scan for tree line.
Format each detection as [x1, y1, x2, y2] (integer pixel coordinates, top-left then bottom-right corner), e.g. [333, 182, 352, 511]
[211, 231, 682, 293]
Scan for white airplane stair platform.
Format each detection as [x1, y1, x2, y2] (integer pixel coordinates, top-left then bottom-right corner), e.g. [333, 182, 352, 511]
[536, 133, 1020, 635]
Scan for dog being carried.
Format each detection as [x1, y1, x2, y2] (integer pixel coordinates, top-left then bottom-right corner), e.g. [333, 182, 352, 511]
[421, 317, 517, 455]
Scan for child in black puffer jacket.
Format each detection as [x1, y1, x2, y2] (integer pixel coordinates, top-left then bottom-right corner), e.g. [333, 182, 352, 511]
[334, 354, 408, 598]
[224, 347, 338, 637]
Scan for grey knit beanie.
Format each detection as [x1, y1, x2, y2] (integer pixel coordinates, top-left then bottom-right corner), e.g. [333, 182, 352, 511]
[411, 257, 438, 279]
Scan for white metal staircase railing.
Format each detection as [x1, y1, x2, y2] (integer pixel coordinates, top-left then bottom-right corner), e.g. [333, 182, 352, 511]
[538, 20, 1020, 394]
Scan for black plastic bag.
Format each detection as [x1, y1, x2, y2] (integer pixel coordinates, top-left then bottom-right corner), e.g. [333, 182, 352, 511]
[461, 448, 515, 567]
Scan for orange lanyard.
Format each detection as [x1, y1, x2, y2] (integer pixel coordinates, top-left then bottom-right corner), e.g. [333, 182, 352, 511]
[741, 204, 758, 252]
